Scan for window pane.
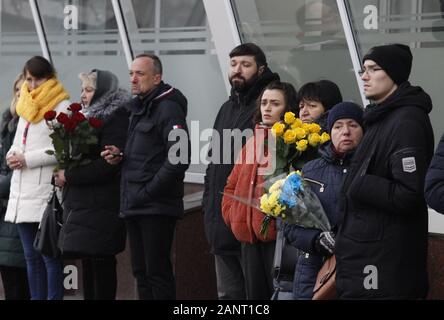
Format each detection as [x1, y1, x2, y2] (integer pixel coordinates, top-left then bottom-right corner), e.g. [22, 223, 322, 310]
[231, 0, 361, 103]
[0, 0, 41, 110]
[128, 0, 155, 29]
[35, 0, 129, 104]
[122, 0, 208, 55]
[160, 0, 206, 28]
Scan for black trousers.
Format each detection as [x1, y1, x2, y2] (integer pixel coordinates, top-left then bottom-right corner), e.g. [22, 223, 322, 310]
[125, 215, 177, 300]
[82, 256, 117, 300]
[0, 265, 30, 300]
[241, 241, 275, 300]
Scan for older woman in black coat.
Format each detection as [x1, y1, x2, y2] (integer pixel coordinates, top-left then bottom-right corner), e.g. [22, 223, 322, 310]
[54, 69, 130, 300]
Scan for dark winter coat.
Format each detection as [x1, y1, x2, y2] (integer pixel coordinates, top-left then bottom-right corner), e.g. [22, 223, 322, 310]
[120, 82, 190, 218]
[336, 82, 434, 299]
[60, 89, 130, 257]
[284, 143, 352, 299]
[0, 110, 26, 267]
[425, 134, 444, 213]
[203, 68, 280, 255]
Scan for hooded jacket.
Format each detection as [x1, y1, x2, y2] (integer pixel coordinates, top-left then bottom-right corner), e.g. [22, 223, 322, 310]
[120, 82, 190, 218]
[336, 82, 434, 299]
[60, 82, 130, 257]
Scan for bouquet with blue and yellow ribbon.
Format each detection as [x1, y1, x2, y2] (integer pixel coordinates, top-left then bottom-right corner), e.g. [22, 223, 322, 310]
[259, 171, 330, 238]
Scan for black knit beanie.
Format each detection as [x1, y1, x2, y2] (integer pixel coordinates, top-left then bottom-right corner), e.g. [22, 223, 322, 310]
[362, 44, 413, 85]
[327, 102, 364, 133]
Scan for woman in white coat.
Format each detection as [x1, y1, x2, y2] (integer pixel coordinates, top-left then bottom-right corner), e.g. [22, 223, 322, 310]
[5, 56, 70, 300]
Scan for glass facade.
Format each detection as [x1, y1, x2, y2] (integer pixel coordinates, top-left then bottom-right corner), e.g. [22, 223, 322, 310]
[1, 0, 444, 181]
[36, 0, 130, 100]
[0, 0, 225, 178]
[347, 0, 444, 143]
[0, 0, 41, 109]
[231, 0, 362, 104]
[121, 0, 226, 176]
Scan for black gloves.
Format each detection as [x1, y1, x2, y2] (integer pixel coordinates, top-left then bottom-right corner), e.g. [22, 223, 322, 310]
[314, 231, 335, 257]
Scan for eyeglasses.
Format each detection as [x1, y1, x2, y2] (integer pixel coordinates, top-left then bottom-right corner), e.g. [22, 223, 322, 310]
[358, 67, 383, 76]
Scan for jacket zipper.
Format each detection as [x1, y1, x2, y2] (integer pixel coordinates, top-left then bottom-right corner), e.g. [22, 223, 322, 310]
[304, 178, 325, 192]
[13, 169, 22, 223]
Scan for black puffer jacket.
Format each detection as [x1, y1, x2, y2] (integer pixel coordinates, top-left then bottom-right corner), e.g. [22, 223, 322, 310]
[60, 88, 130, 257]
[0, 110, 26, 268]
[336, 82, 434, 299]
[203, 68, 280, 255]
[120, 82, 190, 218]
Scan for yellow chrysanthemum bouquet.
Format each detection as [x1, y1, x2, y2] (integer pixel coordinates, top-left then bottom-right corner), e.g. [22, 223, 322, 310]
[255, 112, 331, 237]
[223, 112, 332, 239]
[270, 111, 330, 177]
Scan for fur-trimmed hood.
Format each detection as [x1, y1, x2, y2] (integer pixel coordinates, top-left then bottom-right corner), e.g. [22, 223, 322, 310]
[84, 88, 131, 120]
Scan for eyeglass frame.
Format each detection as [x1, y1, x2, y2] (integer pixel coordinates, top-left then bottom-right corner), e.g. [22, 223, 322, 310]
[358, 66, 383, 77]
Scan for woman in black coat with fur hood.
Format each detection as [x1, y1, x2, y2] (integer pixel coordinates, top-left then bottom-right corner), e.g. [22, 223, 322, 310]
[54, 69, 130, 300]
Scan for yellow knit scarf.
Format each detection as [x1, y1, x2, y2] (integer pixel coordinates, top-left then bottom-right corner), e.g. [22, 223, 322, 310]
[16, 78, 70, 123]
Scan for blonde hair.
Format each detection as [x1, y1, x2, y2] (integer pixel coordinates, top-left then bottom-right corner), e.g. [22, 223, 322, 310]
[78, 71, 97, 89]
[10, 73, 25, 116]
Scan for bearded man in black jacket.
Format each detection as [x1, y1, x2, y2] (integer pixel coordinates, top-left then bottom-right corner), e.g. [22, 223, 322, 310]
[335, 44, 434, 299]
[203, 43, 279, 299]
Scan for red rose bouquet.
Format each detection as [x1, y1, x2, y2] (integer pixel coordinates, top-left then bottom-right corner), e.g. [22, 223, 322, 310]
[44, 103, 102, 170]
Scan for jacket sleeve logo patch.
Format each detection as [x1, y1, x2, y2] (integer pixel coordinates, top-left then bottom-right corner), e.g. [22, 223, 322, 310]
[402, 157, 416, 173]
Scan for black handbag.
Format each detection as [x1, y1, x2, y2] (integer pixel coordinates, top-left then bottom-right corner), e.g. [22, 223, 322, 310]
[33, 187, 63, 258]
[271, 221, 303, 300]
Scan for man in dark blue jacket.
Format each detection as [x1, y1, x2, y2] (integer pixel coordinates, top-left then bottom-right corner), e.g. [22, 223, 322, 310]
[102, 54, 190, 300]
[203, 43, 279, 299]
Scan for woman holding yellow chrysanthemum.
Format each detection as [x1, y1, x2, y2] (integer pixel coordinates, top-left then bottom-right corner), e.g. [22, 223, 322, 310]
[222, 81, 298, 300]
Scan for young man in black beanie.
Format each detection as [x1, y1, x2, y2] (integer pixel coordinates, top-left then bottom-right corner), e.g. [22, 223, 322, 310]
[335, 44, 434, 299]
